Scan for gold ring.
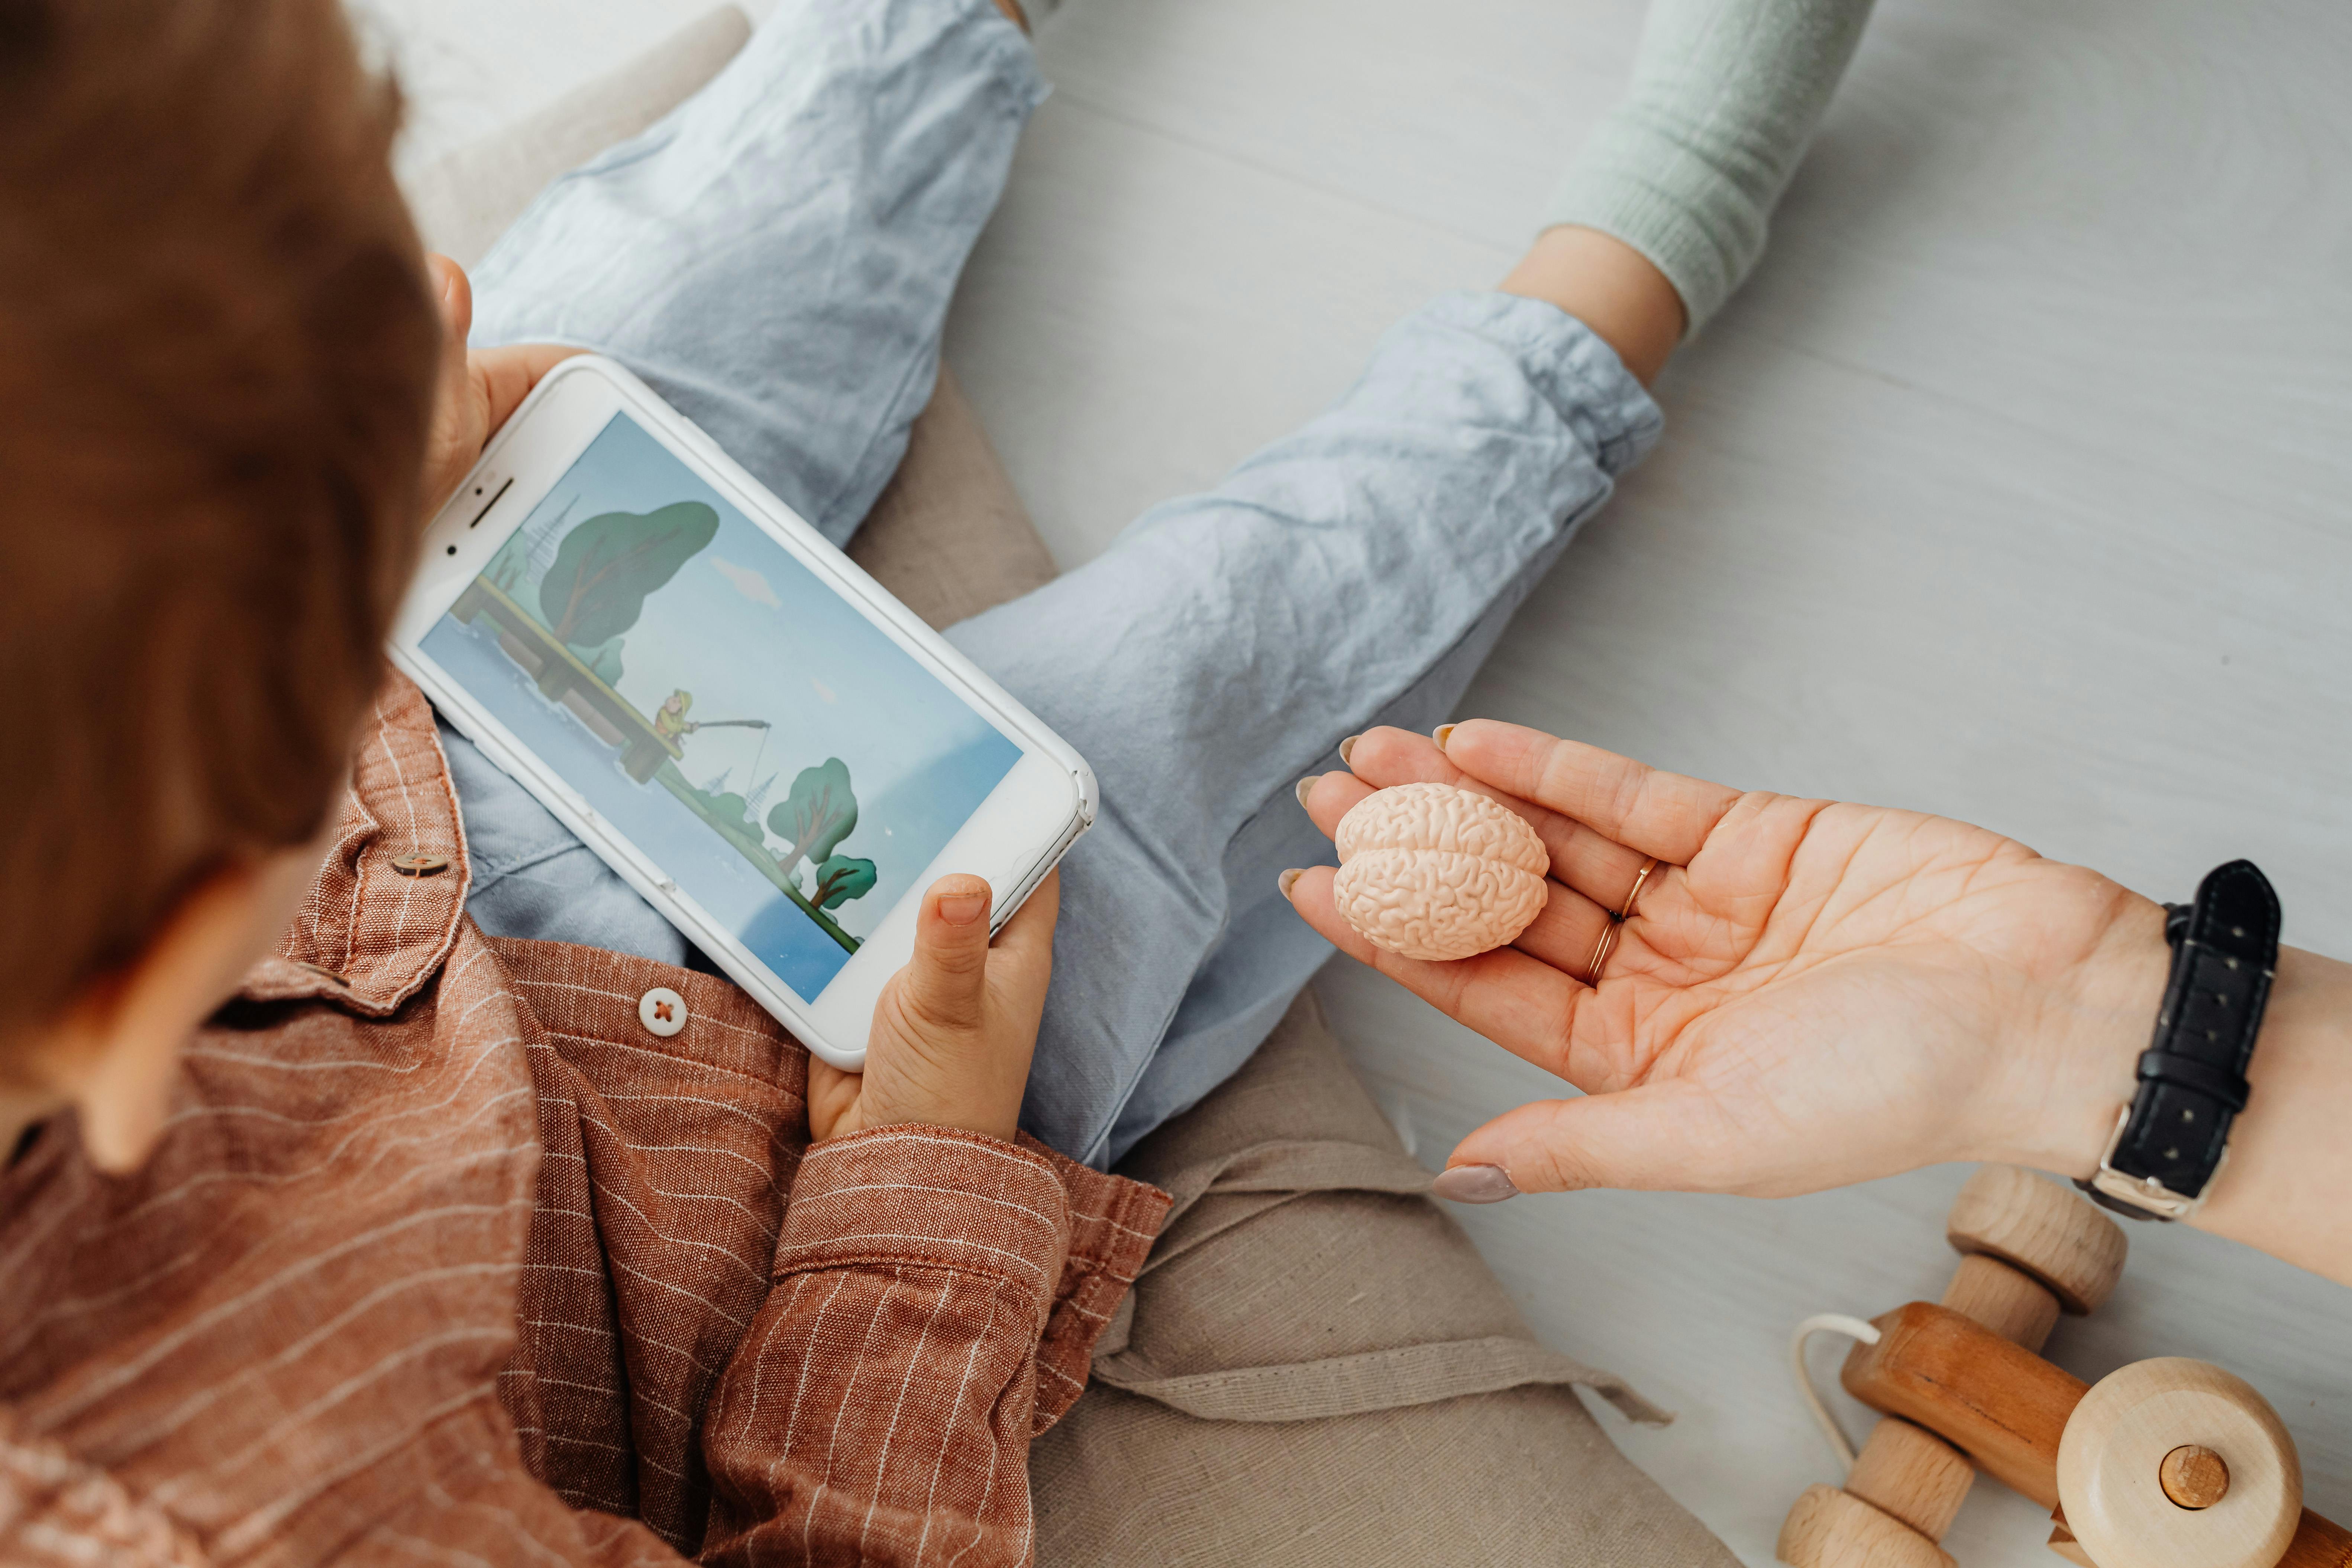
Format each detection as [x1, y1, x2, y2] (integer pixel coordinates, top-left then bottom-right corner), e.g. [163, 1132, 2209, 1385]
[1582, 920, 1620, 986]
[1618, 857, 1660, 921]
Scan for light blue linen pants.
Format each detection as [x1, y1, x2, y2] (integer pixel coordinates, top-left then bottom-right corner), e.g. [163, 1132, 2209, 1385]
[457, 0, 1661, 1167]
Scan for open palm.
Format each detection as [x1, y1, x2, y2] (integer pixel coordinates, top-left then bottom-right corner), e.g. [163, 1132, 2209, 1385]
[1288, 721, 2168, 1197]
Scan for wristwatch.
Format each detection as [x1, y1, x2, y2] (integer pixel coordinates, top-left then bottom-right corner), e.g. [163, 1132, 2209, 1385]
[2078, 859, 2279, 1222]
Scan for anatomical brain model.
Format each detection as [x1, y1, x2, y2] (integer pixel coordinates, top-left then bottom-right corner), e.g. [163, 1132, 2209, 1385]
[1332, 782, 1550, 961]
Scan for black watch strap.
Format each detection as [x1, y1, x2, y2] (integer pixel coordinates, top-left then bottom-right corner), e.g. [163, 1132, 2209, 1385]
[2078, 859, 2279, 1221]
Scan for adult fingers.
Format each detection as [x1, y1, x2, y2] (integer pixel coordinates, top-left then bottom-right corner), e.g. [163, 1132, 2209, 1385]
[1441, 1080, 1757, 1197]
[1289, 781, 1633, 1005]
[900, 874, 992, 1031]
[1344, 727, 1657, 914]
[1282, 865, 1597, 1083]
[1337, 727, 1456, 789]
[1297, 769, 1376, 839]
[1507, 877, 1617, 981]
[1440, 720, 1742, 868]
[1305, 734, 1683, 989]
[1298, 767, 1618, 979]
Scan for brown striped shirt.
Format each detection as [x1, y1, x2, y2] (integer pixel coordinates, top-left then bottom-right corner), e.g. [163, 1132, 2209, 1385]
[0, 675, 1169, 1566]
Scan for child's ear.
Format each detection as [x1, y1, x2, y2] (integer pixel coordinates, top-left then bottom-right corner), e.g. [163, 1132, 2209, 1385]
[39, 845, 326, 1173]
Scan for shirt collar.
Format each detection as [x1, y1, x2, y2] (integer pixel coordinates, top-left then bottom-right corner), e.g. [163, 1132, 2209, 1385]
[239, 672, 471, 1018]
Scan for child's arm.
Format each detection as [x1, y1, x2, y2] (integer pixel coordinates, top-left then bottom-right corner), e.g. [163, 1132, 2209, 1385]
[698, 873, 1166, 1566]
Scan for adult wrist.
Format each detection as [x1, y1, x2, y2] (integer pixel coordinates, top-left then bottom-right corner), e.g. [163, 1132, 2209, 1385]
[2186, 947, 2352, 1281]
[1993, 888, 2172, 1180]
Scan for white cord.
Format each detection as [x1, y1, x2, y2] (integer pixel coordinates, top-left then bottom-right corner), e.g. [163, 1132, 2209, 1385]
[1788, 1313, 1884, 1472]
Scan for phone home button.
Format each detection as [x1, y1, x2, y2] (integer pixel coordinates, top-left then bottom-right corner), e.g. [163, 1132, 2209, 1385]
[638, 986, 688, 1039]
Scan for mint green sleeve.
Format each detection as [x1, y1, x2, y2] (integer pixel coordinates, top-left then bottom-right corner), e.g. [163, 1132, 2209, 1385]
[1547, 0, 1877, 333]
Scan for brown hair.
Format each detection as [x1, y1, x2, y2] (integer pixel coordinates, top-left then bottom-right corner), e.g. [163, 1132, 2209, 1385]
[0, 0, 443, 1053]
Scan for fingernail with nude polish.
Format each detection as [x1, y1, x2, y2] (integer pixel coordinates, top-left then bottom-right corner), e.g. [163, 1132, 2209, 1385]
[1432, 723, 1456, 750]
[1295, 774, 1321, 809]
[1431, 1164, 1519, 1204]
[1277, 868, 1305, 902]
[1338, 734, 1361, 766]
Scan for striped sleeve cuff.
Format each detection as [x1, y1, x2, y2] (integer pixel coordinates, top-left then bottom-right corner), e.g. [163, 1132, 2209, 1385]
[1009, 1132, 1170, 1430]
[778, 1124, 1171, 1431]
[778, 1126, 1076, 1309]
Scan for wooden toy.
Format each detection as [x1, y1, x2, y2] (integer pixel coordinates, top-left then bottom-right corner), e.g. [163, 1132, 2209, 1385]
[1779, 1166, 2351, 1568]
[1331, 782, 1548, 961]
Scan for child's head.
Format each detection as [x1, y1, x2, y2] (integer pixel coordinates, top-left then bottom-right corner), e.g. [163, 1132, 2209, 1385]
[0, 0, 444, 1162]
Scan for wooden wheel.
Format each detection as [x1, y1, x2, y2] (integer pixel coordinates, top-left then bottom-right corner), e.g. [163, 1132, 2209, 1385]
[2056, 1358, 2301, 1568]
[1945, 1164, 2128, 1317]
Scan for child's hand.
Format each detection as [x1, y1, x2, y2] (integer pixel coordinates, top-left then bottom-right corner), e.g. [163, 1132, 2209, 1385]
[807, 872, 1058, 1144]
[418, 254, 581, 518]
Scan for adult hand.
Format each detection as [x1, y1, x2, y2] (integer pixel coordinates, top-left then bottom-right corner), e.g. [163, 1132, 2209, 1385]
[1287, 721, 2171, 1200]
[418, 254, 584, 519]
[808, 872, 1058, 1144]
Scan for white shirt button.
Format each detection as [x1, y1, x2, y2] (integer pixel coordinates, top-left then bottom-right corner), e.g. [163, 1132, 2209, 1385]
[638, 986, 688, 1038]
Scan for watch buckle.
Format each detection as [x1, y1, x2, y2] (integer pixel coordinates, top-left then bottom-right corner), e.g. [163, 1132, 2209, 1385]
[2083, 1104, 2216, 1222]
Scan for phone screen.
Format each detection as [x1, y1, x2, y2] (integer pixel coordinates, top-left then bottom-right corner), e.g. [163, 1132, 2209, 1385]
[418, 411, 1023, 1000]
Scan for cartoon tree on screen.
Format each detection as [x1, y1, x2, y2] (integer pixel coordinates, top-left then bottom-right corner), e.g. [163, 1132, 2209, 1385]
[809, 855, 877, 910]
[537, 501, 720, 647]
[766, 759, 859, 881]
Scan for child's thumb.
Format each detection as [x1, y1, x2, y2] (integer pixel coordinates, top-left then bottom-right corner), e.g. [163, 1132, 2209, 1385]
[901, 875, 992, 1032]
[427, 252, 473, 345]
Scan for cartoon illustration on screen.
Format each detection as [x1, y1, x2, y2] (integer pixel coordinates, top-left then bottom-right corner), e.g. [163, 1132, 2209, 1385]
[447, 497, 878, 954]
[653, 689, 696, 741]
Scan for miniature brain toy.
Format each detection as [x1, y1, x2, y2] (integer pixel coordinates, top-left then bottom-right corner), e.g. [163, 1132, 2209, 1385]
[1331, 782, 1549, 961]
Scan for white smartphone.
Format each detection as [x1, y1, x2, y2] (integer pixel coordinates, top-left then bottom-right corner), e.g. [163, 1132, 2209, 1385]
[391, 356, 1094, 1069]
